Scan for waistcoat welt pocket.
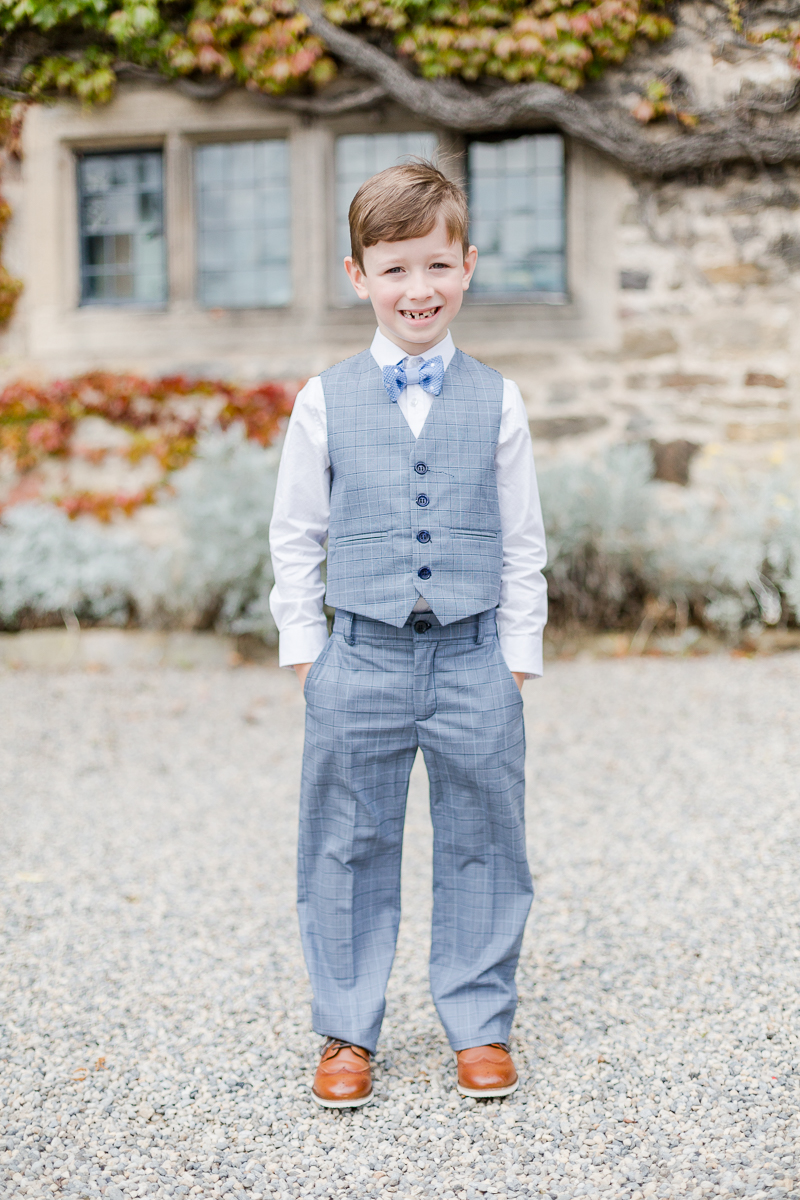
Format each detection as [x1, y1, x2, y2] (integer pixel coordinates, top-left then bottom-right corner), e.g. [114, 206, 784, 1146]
[450, 528, 498, 540]
[334, 530, 388, 545]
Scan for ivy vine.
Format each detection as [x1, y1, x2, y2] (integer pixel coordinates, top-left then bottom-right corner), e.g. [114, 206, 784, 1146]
[1, 0, 675, 103]
[0, 371, 297, 519]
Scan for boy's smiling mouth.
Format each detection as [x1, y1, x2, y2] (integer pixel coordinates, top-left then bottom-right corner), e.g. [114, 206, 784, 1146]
[399, 307, 442, 321]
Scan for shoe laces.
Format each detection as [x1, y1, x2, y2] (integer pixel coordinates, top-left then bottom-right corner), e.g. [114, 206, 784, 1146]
[322, 1038, 370, 1062]
[458, 1043, 509, 1056]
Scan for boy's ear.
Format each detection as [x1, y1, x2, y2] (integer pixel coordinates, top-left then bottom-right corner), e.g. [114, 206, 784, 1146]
[344, 256, 371, 300]
[462, 244, 478, 291]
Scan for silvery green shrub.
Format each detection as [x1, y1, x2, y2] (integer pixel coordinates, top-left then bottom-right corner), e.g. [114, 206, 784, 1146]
[134, 424, 279, 637]
[537, 445, 800, 632]
[0, 502, 136, 625]
[0, 433, 797, 637]
[536, 444, 654, 627]
[0, 425, 279, 638]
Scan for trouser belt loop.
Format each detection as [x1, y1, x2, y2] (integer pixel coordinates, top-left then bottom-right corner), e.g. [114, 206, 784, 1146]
[476, 609, 494, 645]
[338, 610, 356, 646]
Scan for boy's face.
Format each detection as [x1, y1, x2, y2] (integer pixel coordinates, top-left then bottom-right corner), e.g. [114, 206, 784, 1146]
[344, 216, 478, 356]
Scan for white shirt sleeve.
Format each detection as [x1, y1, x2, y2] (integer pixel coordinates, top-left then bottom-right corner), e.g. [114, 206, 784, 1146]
[495, 379, 548, 679]
[268, 377, 331, 668]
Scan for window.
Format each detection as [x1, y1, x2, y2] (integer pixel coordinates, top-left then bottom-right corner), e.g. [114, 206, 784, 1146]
[195, 140, 291, 309]
[78, 151, 166, 305]
[334, 132, 438, 303]
[468, 134, 565, 298]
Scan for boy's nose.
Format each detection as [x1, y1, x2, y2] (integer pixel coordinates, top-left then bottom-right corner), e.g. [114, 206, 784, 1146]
[404, 273, 436, 301]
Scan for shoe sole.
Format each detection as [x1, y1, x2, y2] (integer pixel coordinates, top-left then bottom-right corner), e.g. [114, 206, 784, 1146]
[311, 1087, 373, 1109]
[457, 1078, 519, 1099]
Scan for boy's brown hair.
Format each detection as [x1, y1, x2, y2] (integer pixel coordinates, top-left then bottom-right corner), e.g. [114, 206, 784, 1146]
[348, 161, 470, 270]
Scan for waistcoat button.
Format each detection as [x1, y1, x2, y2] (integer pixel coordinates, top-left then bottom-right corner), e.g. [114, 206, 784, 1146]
[417, 567, 431, 580]
[416, 530, 431, 543]
[414, 462, 427, 475]
[414, 620, 431, 634]
[416, 494, 429, 507]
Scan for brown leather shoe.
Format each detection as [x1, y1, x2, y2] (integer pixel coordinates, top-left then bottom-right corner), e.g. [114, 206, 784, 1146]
[456, 1043, 519, 1098]
[311, 1038, 373, 1108]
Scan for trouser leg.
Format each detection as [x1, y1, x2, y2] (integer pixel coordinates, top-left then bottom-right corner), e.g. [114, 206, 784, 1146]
[297, 623, 416, 1055]
[418, 621, 532, 1052]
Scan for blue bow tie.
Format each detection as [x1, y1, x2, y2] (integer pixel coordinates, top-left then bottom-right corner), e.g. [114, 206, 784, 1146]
[382, 355, 445, 403]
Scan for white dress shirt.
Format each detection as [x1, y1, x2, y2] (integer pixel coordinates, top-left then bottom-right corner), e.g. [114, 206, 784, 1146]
[268, 328, 548, 676]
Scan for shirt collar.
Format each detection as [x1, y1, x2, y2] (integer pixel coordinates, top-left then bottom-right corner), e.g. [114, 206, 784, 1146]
[370, 327, 455, 372]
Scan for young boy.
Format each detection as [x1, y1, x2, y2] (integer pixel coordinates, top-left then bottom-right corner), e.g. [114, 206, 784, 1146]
[269, 162, 547, 1107]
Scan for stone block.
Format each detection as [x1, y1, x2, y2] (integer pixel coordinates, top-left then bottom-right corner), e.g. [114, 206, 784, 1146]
[650, 439, 701, 485]
[659, 374, 725, 390]
[693, 318, 787, 353]
[744, 372, 786, 388]
[626, 412, 655, 435]
[620, 270, 650, 290]
[708, 397, 789, 411]
[726, 421, 799, 442]
[703, 264, 770, 286]
[548, 381, 579, 405]
[618, 328, 678, 360]
[529, 415, 609, 440]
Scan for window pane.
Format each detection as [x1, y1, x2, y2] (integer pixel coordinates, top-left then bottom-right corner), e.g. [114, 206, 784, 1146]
[334, 132, 439, 303]
[468, 134, 566, 297]
[195, 139, 291, 309]
[78, 151, 166, 306]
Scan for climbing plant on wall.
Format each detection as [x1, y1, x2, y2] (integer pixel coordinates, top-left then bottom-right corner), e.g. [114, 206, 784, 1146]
[0, 102, 24, 327]
[0, 185, 22, 324]
[0, 1, 799, 175]
[2, 0, 673, 102]
[0, 371, 297, 520]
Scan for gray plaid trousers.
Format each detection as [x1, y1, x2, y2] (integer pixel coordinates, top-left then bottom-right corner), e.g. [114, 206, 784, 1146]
[297, 608, 533, 1054]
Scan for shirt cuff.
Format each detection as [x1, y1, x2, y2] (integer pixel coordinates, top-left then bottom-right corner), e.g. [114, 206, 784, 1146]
[498, 632, 544, 679]
[278, 622, 330, 669]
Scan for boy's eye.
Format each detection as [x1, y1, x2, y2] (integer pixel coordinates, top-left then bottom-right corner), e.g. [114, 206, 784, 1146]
[431, 262, 451, 269]
[385, 266, 404, 274]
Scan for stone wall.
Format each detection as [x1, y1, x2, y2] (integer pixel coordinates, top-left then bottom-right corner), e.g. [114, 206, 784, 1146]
[477, 163, 800, 486]
[1, 85, 799, 488]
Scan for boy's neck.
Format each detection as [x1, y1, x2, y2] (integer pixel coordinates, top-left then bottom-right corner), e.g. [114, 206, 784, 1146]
[375, 322, 452, 358]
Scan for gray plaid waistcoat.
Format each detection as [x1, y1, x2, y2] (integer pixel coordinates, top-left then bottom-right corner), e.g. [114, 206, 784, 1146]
[322, 347, 503, 627]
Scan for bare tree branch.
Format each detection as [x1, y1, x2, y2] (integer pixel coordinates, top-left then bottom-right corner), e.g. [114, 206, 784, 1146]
[250, 81, 387, 114]
[0, 85, 33, 101]
[0, 32, 48, 87]
[173, 76, 234, 101]
[295, 0, 800, 176]
[122, 61, 386, 111]
[738, 80, 800, 114]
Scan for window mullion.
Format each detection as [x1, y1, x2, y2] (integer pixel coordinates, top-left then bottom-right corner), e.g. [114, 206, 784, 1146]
[165, 132, 194, 307]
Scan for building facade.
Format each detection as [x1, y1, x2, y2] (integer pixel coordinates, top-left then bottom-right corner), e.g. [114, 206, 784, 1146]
[2, 82, 800, 481]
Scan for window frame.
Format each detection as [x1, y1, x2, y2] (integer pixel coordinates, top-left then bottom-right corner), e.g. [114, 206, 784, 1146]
[464, 131, 568, 307]
[76, 146, 168, 309]
[192, 134, 293, 311]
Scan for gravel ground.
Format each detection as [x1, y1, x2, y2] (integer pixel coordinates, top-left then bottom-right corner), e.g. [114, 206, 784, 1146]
[1, 653, 799, 1200]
